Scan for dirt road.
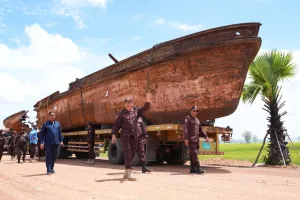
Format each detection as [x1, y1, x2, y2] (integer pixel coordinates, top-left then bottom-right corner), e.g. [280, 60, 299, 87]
[0, 155, 299, 200]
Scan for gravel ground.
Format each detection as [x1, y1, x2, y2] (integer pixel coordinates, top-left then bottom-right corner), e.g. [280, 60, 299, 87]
[0, 155, 299, 200]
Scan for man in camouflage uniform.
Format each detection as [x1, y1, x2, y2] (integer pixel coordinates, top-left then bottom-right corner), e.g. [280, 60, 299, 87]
[8, 131, 17, 160]
[184, 106, 209, 174]
[136, 117, 152, 173]
[111, 94, 151, 181]
[16, 129, 28, 163]
[0, 130, 4, 161]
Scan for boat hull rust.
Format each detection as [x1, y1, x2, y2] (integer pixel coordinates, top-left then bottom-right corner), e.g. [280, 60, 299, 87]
[34, 22, 262, 131]
[3, 110, 29, 132]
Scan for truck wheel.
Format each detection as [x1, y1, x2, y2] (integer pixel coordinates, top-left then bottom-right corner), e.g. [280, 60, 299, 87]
[163, 148, 187, 165]
[75, 152, 89, 159]
[108, 138, 124, 165]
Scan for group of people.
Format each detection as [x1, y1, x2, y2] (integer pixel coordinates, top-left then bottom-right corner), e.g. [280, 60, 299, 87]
[0, 125, 45, 163]
[110, 94, 209, 181]
[1, 93, 209, 181]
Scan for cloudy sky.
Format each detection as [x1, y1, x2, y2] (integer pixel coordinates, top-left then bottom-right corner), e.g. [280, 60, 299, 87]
[0, 0, 299, 140]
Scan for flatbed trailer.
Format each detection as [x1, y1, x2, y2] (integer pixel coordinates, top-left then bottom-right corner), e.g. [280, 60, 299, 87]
[59, 124, 232, 165]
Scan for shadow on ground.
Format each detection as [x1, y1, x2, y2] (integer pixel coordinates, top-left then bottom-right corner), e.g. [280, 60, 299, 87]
[55, 158, 232, 175]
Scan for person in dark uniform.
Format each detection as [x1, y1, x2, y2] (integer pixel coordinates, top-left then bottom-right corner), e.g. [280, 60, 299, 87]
[136, 117, 152, 173]
[0, 130, 4, 162]
[40, 111, 63, 175]
[16, 130, 28, 163]
[184, 106, 209, 174]
[37, 126, 45, 161]
[111, 94, 151, 181]
[8, 131, 17, 160]
[85, 122, 95, 165]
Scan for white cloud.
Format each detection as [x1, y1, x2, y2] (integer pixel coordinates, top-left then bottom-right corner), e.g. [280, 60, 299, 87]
[132, 14, 144, 21]
[154, 18, 204, 32]
[0, 24, 82, 70]
[51, 0, 111, 29]
[0, 24, 86, 111]
[60, 0, 110, 8]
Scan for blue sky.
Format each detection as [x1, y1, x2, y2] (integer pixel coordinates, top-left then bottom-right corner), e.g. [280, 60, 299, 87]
[1, 0, 300, 140]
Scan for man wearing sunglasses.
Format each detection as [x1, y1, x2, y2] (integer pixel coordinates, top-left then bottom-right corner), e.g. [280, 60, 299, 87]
[40, 111, 64, 175]
[184, 106, 209, 174]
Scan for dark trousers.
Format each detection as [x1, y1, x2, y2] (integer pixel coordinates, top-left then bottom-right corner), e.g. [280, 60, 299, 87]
[8, 146, 16, 157]
[30, 144, 37, 158]
[136, 137, 146, 164]
[17, 144, 27, 162]
[189, 142, 200, 166]
[45, 144, 59, 172]
[88, 142, 95, 159]
[0, 147, 3, 160]
[121, 135, 137, 169]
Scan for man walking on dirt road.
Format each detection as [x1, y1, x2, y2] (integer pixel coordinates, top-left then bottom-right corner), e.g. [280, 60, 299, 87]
[16, 129, 28, 163]
[40, 111, 64, 175]
[136, 116, 152, 173]
[29, 123, 38, 162]
[111, 94, 151, 181]
[184, 106, 209, 174]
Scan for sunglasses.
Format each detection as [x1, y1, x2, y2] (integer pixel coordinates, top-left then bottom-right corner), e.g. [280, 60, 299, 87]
[192, 110, 199, 112]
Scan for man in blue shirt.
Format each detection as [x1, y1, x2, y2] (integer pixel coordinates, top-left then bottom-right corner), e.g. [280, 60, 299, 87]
[40, 111, 63, 175]
[29, 123, 38, 162]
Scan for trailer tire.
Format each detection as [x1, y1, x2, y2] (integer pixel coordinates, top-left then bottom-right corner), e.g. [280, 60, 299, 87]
[75, 152, 89, 159]
[163, 147, 187, 165]
[108, 139, 124, 165]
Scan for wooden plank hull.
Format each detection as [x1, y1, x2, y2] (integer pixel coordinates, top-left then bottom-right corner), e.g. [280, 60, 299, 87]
[34, 22, 262, 131]
[3, 110, 29, 132]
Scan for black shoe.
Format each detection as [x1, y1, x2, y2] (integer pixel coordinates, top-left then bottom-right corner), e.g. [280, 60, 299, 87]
[51, 170, 55, 174]
[190, 165, 197, 173]
[47, 172, 51, 175]
[142, 164, 152, 173]
[196, 165, 206, 174]
[17, 160, 20, 163]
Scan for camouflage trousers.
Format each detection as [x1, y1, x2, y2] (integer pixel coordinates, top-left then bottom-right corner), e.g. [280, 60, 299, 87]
[17, 144, 27, 162]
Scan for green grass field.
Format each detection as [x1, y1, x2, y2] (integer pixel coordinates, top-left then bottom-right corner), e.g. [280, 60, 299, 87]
[199, 142, 300, 165]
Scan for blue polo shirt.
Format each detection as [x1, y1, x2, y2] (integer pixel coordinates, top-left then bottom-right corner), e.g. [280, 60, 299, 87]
[40, 120, 63, 145]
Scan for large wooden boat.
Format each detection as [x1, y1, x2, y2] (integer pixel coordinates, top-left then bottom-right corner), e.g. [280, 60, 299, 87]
[34, 22, 262, 131]
[3, 110, 29, 132]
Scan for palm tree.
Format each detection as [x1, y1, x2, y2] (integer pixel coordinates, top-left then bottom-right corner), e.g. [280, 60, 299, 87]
[242, 50, 297, 165]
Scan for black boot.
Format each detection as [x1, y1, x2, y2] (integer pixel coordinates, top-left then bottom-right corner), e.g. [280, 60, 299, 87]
[142, 163, 152, 173]
[196, 165, 205, 174]
[190, 164, 197, 173]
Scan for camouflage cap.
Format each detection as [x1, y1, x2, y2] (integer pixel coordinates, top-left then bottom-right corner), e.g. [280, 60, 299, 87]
[124, 97, 133, 103]
[190, 106, 199, 111]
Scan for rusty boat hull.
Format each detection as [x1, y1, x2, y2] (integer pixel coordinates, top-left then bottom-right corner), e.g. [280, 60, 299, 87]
[34, 22, 262, 131]
[3, 110, 29, 132]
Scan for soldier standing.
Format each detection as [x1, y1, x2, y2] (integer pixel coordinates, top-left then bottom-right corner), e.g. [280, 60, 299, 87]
[0, 130, 4, 162]
[184, 106, 209, 174]
[8, 131, 17, 160]
[111, 94, 151, 181]
[85, 122, 95, 165]
[136, 117, 152, 173]
[16, 129, 28, 163]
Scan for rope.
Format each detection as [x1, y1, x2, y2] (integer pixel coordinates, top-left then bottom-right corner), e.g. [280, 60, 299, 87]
[80, 81, 88, 125]
[67, 98, 75, 129]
